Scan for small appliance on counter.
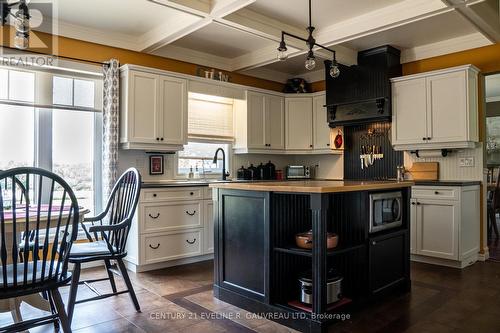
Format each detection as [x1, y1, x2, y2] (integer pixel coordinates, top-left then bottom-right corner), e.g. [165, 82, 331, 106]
[286, 165, 314, 179]
[298, 269, 343, 305]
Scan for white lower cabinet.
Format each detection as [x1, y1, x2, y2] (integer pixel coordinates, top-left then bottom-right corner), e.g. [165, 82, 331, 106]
[142, 229, 203, 264]
[410, 185, 479, 268]
[125, 186, 214, 272]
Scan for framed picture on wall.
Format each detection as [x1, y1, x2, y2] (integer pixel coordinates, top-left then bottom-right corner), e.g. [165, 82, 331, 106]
[149, 155, 164, 175]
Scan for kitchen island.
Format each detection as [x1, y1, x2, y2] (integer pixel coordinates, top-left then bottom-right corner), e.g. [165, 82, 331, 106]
[209, 180, 413, 333]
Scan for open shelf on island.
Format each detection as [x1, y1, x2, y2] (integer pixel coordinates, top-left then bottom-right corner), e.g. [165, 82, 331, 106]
[273, 244, 365, 257]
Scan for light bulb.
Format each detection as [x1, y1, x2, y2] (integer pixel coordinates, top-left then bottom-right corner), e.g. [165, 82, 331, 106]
[15, 13, 29, 33]
[277, 50, 288, 61]
[330, 63, 340, 78]
[277, 40, 288, 61]
[14, 32, 29, 49]
[305, 57, 316, 70]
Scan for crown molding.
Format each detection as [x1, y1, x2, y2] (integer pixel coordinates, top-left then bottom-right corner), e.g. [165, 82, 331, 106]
[44, 20, 142, 51]
[401, 32, 492, 63]
[153, 44, 233, 71]
[239, 67, 290, 83]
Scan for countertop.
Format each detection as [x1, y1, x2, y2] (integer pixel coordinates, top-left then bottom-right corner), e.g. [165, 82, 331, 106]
[412, 180, 481, 186]
[141, 179, 279, 188]
[208, 180, 414, 193]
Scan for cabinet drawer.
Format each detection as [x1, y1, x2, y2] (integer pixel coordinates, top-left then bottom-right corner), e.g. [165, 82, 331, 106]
[412, 186, 459, 201]
[142, 188, 203, 202]
[141, 201, 202, 233]
[142, 229, 202, 264]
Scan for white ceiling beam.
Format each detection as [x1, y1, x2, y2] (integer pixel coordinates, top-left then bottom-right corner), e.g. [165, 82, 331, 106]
[210, 0, 256, 18]
[142, 0, 258, 52]
[147, 0, 211, 17]
[315, 0, 451, 46]
[442, 0, 500, 42]
[141, 17, 213, 52]
[400, 32, 491, 63]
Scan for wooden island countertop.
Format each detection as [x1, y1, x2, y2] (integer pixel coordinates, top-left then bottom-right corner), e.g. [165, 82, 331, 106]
[209, 180, 414, 193]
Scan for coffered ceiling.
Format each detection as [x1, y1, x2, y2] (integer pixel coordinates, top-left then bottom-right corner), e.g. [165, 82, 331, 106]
[24, 0, 500, 82]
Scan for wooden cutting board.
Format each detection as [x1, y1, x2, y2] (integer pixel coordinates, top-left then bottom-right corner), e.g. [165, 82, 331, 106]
[408, 162, 439, 180]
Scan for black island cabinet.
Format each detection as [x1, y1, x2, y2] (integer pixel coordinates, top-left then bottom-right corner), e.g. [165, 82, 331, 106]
[210, 181, 412, 333]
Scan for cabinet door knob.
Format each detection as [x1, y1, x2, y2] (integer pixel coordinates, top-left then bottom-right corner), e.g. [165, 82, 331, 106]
[309, 144, 313, 148]
[153, 193, 157, 197]
[422, 137, 427, 141]
[149, 243, 160, 249]
[148, 213, 160, 219]
[427, 137, 431, 141]
[416, 202, 421, 205]
[327, 143, 330, 147]
[156, 137, 160, 141]
[434, 191, 439, 195]
[161, 138, 164, 141]
[372, 241, 377, 245]
[186, 238, 196, 244]
[185, 210, 196, 216]
[190, 192, 194, 196]
[411, 202, 416, 205]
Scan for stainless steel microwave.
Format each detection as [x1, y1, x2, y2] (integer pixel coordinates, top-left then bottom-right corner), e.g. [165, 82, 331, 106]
[285, 165, 312, 179]
[369, 191, 402, 233]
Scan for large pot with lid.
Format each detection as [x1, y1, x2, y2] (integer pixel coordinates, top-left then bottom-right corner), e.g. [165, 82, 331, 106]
[298, 270, 342, 305]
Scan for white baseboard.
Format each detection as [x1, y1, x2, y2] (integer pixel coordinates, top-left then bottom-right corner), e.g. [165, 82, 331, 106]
[411, 253, 478, 269]
[124, 254, 214, 273]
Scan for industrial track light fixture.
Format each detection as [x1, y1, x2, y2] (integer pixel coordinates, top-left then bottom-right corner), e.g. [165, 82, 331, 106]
[1, 0, 31, 50]
[277, 0, 340, 78]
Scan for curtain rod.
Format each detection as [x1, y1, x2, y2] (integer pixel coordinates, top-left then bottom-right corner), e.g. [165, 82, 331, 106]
[0, 45, 110, 67]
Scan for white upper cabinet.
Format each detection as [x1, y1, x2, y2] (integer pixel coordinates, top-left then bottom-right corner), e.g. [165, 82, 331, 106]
[234, 91, 284, 153]
[246, 91, 266, 149]
[392, 78, 428, 145]
[235, 92, 341, 155]
[391, 65, 479, 151]
[312, 93, 332, 151]
[285, 97, 313, 151]
[124, 71, 160, 144]
[159, 76, 188, 146]
[120, 65, 187, 151]
[266, 94, 285, 150]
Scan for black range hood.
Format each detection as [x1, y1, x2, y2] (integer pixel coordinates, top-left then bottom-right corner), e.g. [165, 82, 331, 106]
[325, 45, 401, 127]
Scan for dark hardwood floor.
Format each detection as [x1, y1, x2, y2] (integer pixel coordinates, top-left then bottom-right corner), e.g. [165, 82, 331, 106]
[1, 260, 499, 332]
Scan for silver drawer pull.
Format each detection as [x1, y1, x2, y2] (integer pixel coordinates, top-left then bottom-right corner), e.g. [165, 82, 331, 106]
[149, 243, 160, 249]
[148, 213, 160, 219]
[185, 210, 196, 216]
[186, 238, 196, 244]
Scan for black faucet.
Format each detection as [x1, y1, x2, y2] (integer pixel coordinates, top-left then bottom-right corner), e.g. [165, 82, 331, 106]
[213, 148, 229, 180]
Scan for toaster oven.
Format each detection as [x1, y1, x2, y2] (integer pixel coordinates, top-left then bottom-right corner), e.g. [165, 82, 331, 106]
[286, 165, 313, 179]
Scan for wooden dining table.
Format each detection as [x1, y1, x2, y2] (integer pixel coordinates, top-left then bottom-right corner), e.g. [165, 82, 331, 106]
[0, 205, 88, 325]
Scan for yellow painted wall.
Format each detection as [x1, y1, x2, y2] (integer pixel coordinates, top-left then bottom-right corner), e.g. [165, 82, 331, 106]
[0, 27, 284, 92]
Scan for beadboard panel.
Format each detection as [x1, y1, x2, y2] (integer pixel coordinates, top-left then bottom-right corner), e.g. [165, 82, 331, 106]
[403, 144, 484, 181]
